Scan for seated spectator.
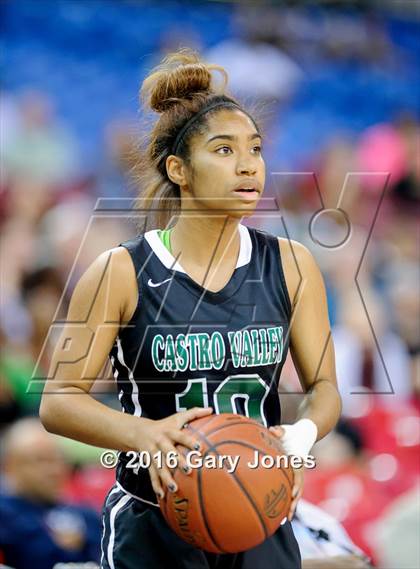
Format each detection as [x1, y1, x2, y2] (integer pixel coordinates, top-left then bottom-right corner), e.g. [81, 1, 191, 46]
[0, 418, 101, 569]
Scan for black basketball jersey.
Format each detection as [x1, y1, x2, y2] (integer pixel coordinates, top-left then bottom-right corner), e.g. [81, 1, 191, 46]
[109, 224, 292, 504]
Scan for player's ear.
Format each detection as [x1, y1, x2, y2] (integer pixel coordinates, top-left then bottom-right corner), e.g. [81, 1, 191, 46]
[166, 155, 188, 187]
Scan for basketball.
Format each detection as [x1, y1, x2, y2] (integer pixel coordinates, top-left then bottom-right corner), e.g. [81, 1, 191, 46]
[159, 413, 294, 553]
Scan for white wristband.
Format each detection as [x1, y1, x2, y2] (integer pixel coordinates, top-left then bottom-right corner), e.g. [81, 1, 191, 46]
[280, 419, 318, 459]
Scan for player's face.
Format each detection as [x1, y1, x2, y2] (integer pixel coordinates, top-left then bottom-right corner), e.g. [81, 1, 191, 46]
[186, 109, 265, 218]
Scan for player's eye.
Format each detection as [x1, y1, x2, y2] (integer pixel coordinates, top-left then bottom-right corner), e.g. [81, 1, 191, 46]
[252, 145, 262, 154]
[216, 146, 232, 155]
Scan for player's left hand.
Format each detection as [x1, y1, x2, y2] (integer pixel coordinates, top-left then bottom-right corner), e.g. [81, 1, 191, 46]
[269, 424, 307, 521]
[288, 466, 304, 521]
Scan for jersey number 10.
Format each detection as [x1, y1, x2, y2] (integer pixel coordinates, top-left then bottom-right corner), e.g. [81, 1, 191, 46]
[175, 374, 270, 426]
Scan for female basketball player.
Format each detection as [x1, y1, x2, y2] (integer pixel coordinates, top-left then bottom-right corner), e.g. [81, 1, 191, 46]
[40, 51, 341, 569]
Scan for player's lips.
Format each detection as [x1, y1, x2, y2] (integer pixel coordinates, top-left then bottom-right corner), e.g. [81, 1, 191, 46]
[232, 181, 261, 200]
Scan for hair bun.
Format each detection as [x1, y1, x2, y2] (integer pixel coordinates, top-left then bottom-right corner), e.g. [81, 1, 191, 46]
[141, 49, 226, 113]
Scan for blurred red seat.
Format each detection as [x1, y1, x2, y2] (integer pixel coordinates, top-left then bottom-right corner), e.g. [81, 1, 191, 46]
[63, 466, 115, 512]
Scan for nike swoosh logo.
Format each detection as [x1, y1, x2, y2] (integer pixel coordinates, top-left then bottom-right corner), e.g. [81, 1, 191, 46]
[147, 278, 172, 288]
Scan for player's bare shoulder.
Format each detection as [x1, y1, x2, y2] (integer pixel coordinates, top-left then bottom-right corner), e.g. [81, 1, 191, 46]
[68, 245, 138, 326]
[105, 246, 139, 324]
[277, 237, 326, 310]
[277, 238, 317, 308]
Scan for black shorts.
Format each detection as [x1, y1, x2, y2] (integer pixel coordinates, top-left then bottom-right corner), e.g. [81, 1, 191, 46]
[101, 484, 301, 569]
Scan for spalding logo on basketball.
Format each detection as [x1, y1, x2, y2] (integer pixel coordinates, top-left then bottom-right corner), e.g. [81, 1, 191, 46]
[159, 413, 294, 553]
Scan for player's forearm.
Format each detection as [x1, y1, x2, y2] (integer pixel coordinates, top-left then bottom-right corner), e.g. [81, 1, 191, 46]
[298, 378, 341, 440]
[40, 387, 148, 452]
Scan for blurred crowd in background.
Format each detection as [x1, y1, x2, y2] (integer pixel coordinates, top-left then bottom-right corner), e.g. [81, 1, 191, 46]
[0, 1, 419, 568]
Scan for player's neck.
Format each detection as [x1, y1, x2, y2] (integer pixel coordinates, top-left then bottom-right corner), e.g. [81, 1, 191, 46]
[170, 216, 241, 270]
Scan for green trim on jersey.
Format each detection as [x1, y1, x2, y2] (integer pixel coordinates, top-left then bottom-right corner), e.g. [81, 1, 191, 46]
[158, 228, 173, 254]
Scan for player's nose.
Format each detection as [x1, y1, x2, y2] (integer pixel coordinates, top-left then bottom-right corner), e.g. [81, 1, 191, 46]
[236, 158, 257, 176]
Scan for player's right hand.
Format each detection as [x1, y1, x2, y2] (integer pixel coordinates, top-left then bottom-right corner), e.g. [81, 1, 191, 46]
[135, 406, 213, 499]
